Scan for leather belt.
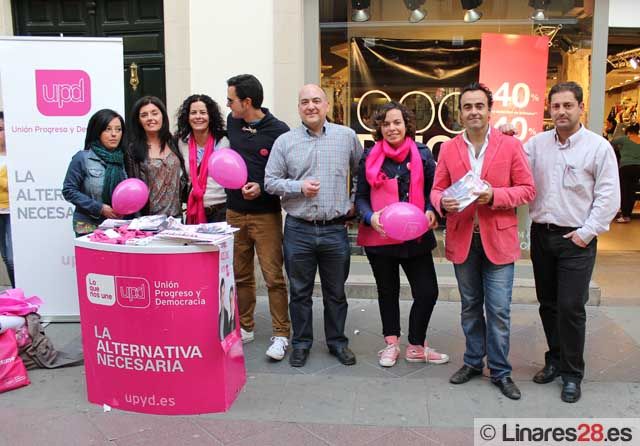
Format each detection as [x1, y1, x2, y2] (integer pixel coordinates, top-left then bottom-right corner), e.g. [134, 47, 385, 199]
[532, 222, 578, 232]
[292, 216, 347, 226]
[204, 203, 226, 213]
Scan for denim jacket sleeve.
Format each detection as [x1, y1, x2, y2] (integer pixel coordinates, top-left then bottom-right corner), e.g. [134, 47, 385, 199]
[62, 151, 103, 219]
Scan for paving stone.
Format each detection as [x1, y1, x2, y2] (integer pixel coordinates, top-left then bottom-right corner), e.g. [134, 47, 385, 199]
[225, 422, 329, 446]
[112, 418, 217, 446]
[88, 411, 195, 441]
[277, 375, 357, 424]
[0, 410, 108, 446]
[410, 427, 474, 446]
[299, 422, 395, 446]
[195, 419, 286, 444]
[353, 378, 428, 426]
[365, 428, 439, 445]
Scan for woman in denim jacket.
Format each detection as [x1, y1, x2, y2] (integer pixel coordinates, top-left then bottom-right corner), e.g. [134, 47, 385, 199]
[62, 109, 127, 236]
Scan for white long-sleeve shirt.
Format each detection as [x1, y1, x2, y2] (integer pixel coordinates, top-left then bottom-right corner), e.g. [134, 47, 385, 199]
[524, 125, 620, 244]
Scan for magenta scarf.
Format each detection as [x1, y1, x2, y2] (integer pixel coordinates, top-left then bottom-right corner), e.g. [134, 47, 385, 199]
[365, 137, 424, 210]
[186, 133, 214, 224]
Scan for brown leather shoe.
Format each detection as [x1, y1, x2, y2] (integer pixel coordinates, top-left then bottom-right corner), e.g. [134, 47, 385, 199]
[533, 363, 559, 384]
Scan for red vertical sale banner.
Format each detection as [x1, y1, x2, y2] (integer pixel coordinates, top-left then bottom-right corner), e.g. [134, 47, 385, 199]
[479, 33, 549, 143]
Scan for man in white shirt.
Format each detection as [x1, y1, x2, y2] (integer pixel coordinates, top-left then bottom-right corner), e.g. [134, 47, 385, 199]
[524, 82, 620, 403]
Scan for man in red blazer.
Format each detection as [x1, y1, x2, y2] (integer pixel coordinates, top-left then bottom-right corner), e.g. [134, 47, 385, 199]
[430, 82, 535, 400]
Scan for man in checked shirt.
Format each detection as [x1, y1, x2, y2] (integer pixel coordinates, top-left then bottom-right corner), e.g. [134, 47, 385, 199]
[265, 84, 363, 368]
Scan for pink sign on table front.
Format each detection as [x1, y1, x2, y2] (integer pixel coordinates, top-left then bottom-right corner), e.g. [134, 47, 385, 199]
[75, 238, 245, 415]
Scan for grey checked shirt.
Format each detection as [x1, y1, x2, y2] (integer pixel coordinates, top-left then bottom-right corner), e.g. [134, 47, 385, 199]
[265, 122, 363, 221]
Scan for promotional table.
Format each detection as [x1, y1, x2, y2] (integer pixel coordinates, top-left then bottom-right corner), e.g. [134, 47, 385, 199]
[74, 236, 246, 415]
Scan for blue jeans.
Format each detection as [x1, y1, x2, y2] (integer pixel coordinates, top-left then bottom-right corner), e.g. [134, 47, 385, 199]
[453, 234, 514, 380]
[0, 214, 14, 287]
[283, 216, 350, 350]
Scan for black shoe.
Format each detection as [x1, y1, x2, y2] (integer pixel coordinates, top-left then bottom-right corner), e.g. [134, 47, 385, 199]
[533, 363, 559, 384]
[328, 346, 356, 365]
[449, 365, 483, 384]
[492, 376, 522, 400]
[289, 348, 309, 367]
[561, 381, 581, 403]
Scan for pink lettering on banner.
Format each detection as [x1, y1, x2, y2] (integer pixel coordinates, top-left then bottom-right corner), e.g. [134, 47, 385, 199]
[35, 69, 91, 116]
[74, 247, 246, 415]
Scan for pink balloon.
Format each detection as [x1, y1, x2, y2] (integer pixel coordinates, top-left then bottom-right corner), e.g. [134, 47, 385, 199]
[208, 149, 248, 189]
[111, 178, 149, 215]
[379, 202, 429, 241]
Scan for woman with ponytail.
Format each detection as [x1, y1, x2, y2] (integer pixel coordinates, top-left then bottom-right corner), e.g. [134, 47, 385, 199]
[355, 101, 448, 368]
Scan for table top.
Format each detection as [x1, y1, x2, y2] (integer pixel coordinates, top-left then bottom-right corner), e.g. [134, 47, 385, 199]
[74, 235, 232, 254]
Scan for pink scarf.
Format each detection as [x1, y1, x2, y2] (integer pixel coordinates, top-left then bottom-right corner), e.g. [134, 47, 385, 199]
[365, 137, 424, 210]
[186, 133, 215, 224]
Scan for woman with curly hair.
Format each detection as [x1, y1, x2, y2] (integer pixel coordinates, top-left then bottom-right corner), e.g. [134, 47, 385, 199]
[355, 101, 448, 368]
[126, 96, 187, 218]
[176, 94, 230, 223]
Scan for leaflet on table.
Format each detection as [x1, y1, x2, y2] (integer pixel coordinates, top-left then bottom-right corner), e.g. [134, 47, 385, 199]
[154, 222, 239, 245]
[154, 231, 230, 245]
[442, 170, 488, 211]
[99, 215, 174, 232]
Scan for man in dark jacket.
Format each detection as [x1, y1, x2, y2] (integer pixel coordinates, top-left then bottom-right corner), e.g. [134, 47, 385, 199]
[225, 74, 290, 361]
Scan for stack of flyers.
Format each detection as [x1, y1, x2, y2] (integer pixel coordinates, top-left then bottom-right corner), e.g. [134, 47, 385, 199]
[154, 229, 230, 244]
[442, 171, 488, 211]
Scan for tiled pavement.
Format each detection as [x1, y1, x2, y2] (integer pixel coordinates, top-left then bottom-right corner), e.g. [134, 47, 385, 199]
[1, 298, 639, 445]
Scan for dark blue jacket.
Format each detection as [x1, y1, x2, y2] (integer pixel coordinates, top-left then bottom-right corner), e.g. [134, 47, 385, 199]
[226, 108, 289, 213]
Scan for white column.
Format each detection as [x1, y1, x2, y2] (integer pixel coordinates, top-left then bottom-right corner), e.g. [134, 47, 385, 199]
[274, 0, 306, 127]
[164, 0, 191, 123]
[0, 0, 12, 36]
[588, 0, 609, 135]
[188, 0, 276, 119]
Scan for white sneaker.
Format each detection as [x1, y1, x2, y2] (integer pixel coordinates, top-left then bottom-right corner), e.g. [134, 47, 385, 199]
[265, 336, 288, 360]
[240, 328, 254, 344]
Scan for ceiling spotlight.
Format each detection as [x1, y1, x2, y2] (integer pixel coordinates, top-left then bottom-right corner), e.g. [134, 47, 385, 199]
[404, 0, 426, 23]
[630, 57, 639, 69]
[461, 0, 483, 23]
[529, 0, 550, 21]
[352, 0, 371, 22]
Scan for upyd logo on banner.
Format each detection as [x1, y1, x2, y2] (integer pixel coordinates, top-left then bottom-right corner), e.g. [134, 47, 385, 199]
[0, 37, 124, 318]
[35, 69, 92, 116]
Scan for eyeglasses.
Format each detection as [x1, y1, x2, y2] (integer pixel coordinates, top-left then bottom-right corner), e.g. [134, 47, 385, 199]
[227, 97, 249, 105]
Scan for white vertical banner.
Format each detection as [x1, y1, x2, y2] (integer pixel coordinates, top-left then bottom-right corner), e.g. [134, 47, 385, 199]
[0, 37, 124, 318]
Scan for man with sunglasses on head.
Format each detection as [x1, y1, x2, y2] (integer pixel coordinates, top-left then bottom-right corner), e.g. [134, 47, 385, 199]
[225, 74, 291, 362]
